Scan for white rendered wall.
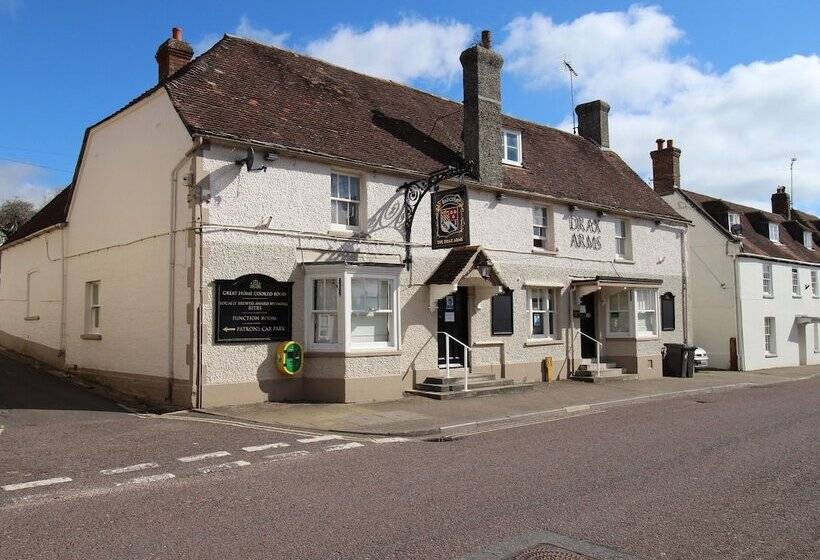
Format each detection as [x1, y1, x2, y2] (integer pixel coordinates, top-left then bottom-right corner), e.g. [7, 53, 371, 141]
[737, 257, 820, 370]
[662, 190, 740, 369]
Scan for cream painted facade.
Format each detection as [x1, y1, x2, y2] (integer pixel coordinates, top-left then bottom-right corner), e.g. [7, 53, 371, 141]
[0, 90, 690, 408]
[663, 190, 820, 371]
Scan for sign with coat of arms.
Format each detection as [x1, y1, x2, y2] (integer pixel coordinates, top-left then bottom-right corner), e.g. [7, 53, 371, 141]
[431, 187, 470, 249]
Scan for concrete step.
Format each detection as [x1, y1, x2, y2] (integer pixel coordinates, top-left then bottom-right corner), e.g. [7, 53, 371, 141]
[405, 382, 535, 400]
[578, 362, 619, 370]
[422, 373, 497, 385]
[570, 370, 638, 384]
[415, 378, 516, 393]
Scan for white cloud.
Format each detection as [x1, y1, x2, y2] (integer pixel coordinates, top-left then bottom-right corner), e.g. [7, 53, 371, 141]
[500, 5, 820, 213]
[194, 16, 289, 54]
[305, 18, 473, 84]
[0, 163, 56, 207]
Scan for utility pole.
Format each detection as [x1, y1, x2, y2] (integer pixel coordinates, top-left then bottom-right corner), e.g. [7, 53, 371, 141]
[789, 157, 797, 221]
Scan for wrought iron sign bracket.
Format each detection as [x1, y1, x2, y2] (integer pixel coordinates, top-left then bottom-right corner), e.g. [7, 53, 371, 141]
[396, 160, 475, 270]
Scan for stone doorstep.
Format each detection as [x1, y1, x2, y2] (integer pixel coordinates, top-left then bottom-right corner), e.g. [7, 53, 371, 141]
[570, 371, 639, 384]
[405, 382, 536, 400]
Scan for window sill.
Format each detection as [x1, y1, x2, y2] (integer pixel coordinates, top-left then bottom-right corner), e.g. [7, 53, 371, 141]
[614, 257, 635, 264]
[531, 247, 557, 255]
[763, 294, 774, 299]
[764, 353, 777, 358]
[792, 295, 802, 299]
[24, 315, 40, 321]
[81, 334, 102, 341]
[327, 228, 364, 239]
[525, 338, 562, 347]
[305, 349, 400, 358]
[502, 160, 522, 167]
[605, 334, 659, 341]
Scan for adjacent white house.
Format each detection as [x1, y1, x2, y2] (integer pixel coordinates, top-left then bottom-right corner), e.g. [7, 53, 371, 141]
[0, 29, 690, 408]
[652, 140, 820, 370]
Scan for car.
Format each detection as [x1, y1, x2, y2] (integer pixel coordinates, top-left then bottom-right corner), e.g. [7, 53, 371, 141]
[693, 347, 709, 369]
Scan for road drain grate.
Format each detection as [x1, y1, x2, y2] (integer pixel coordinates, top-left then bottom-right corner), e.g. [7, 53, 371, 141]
[508, 543, 594, 560]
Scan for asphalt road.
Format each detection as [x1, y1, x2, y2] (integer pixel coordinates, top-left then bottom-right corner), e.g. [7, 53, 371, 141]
[1, 352, 818, 559]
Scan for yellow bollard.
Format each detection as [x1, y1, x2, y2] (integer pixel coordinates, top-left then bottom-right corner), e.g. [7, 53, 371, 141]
[544, 356, 554, 383]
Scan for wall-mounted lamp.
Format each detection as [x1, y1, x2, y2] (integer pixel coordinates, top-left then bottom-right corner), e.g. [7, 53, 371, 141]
[568, 204, 577, 212]
[495, 192, 505, 201]
[597, 210, 606, 217]
[264, 151, 278, 162]
[654, 219, 662, 225]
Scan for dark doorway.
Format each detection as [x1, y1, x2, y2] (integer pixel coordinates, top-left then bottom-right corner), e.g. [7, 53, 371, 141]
[438, 287, 469, 367]
[580, 293, 597, 359]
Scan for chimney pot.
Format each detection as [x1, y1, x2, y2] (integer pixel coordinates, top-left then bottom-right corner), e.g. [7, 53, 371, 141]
[575, 100, 610, 148]
[481, 30, 492, 49]
[172, 27, 183, 40]
[650, 138, 681, 196]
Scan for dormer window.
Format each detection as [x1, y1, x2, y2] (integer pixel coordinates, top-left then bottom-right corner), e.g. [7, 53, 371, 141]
[768, 222, 780, 243]
[502, 129, 522, 165]
[727, 212, 740, 231]
[804, 231, 813, 250]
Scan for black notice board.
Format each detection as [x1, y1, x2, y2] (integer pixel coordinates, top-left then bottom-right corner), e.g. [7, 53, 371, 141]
[214, 274, 293, 344]
[431, 186, 470, 249]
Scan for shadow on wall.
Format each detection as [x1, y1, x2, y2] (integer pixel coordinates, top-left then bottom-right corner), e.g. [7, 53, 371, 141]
[367, 190, 404, 237]
[400, 286, 437, 388]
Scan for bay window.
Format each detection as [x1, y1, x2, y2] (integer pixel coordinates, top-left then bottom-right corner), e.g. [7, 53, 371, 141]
[634, 289, 657, 335]
[607, 291, 630, 336]
[606, 288, 660, 338]
[304, 264, 400, 353]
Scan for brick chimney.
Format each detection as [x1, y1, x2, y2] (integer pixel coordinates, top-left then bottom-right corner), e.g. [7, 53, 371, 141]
[575, 100, 610, 148]
[771, 186, 790, 217]
[460, 30, 503, 186]
[650, 138, 681, 195]
[155, 27, 194, 83]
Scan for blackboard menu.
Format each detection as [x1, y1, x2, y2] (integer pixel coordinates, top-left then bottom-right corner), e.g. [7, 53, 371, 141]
[214, 274, 292, 344]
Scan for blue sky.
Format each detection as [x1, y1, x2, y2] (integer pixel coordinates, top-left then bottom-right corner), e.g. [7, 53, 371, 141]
[1, 0, 818, 213]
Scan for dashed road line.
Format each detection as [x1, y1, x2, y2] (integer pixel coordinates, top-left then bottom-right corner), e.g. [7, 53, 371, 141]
[371, 437, 408, 443]
[242, 442, 290, 452]
[116, 472, 176, 486]
[297, 434, 344, 443]
[197, 460, 251, 474]
[177, 451, 230, 463]
[100, 462, 160, 475]
[264, 450, 311, 461]
[3, 477, 73, 492]
[324, 442, 364, 452]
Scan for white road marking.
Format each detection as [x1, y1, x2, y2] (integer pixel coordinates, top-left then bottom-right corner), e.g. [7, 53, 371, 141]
[0, 425, 5, 436]
[371, 437, 408, 443]
[324, 442, 364, 452]
[116, 472, 176, 486]
[564, 404, 591, 413]
[3, 477, 73, 492]
[297, 434, 343, 443]
[264, 450, 311, 461]
[177, 451, 230, 463]
[159, 414, 320, 437]
[100, 462, 160, 475]
[242, 442, 290, 452]
[197, 460, 251, 474]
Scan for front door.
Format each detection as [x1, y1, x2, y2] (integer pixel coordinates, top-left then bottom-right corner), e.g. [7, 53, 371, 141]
[438, 287, 469, 367]
[580, 293, 597, 359]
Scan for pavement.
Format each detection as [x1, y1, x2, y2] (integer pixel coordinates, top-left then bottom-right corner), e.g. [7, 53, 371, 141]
[1, 350, 817, 559]
[204, 366, 820, 436]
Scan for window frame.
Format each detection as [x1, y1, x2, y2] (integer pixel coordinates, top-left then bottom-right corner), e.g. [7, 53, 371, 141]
[532, 205, 552, 250]
[764, 316, 776, 356]
[502, 129, 522, 166]
[526, 286, 557, 340]
[606, 290, 632, 338]
[349, 277, 395, 349]
[804, 231, 813, 250]
[811, 270, 818, 298]
[84, 280, 101, 335]
[330, 171, 363, 232]
[304, 265, 401, 353]
[727, 212, 740, 231]
[614, 219, 631, 260]
[310, 277, 340, 348]
[762, 263, 773, 297]
[768, 222, 780, 243]
[634, 288, 659, 337]
[791, 267, 801, 297]
[606, 288, 659, 339]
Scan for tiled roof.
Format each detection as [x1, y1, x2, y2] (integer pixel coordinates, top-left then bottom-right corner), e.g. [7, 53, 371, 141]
[164, 35, 682, 220]
[2, 186, 72, 246]
[426, 246, 482, 285]
[682, 189, 819, 264]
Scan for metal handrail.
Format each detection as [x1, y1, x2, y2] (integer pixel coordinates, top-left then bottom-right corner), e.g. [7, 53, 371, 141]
[572, 330, 603, 378]
[436, 331, 472, 390]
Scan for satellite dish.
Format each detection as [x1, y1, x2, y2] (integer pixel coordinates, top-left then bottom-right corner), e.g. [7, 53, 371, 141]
[235, 147, 267, 172]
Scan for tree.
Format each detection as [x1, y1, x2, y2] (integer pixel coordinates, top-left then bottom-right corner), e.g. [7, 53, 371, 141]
[0, 198, 37, 244]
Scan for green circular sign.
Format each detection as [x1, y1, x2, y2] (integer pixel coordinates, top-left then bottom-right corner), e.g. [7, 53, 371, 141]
[277, 341, 303, 375]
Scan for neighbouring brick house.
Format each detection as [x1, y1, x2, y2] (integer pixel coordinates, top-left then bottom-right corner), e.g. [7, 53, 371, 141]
[0, 28, 691, 407]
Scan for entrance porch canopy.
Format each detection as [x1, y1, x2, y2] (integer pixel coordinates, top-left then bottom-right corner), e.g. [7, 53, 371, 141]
[425, 246, 509, 309]
[795, 315, 820, 325]
[570, 275, 663, 298]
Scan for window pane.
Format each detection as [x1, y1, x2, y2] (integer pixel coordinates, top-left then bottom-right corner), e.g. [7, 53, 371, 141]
[351, 313, 389, 344]
[91, 283, 99, 305]
[338, 175, 349, 199]
[636, 311, 655, 334]
[615, 238, 626, 256]
[532, 312, 544, 335]
[615, 220, 625, 237]
[331, 174, 338, 198]
[347, 200, 358, 226]
[314, 313, 336, 344]
[547, 310, 555, 336]
[609, 312, 627, 333]
[635, 289, 655, 312]
[349, 177, 360, 201]
[91, 307, 100, 329]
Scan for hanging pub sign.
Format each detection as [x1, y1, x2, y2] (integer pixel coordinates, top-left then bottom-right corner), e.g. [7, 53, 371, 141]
[214, 274, 292, 344]
[431, 186, 470, 249]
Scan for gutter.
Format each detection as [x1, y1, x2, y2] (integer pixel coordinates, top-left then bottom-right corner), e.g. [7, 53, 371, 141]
[192, 132, 692, 226]
[0, 223, 65, 252]
[736, 252, 820, 268]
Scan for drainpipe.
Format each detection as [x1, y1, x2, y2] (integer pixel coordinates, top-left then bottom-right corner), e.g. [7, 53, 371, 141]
[168, 138, 203, 405]
[733, 255, 745, 371]
[680, 226, 689, 345]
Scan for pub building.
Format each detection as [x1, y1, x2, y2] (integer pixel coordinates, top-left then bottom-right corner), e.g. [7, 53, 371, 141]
[0, 29, 691, 407]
